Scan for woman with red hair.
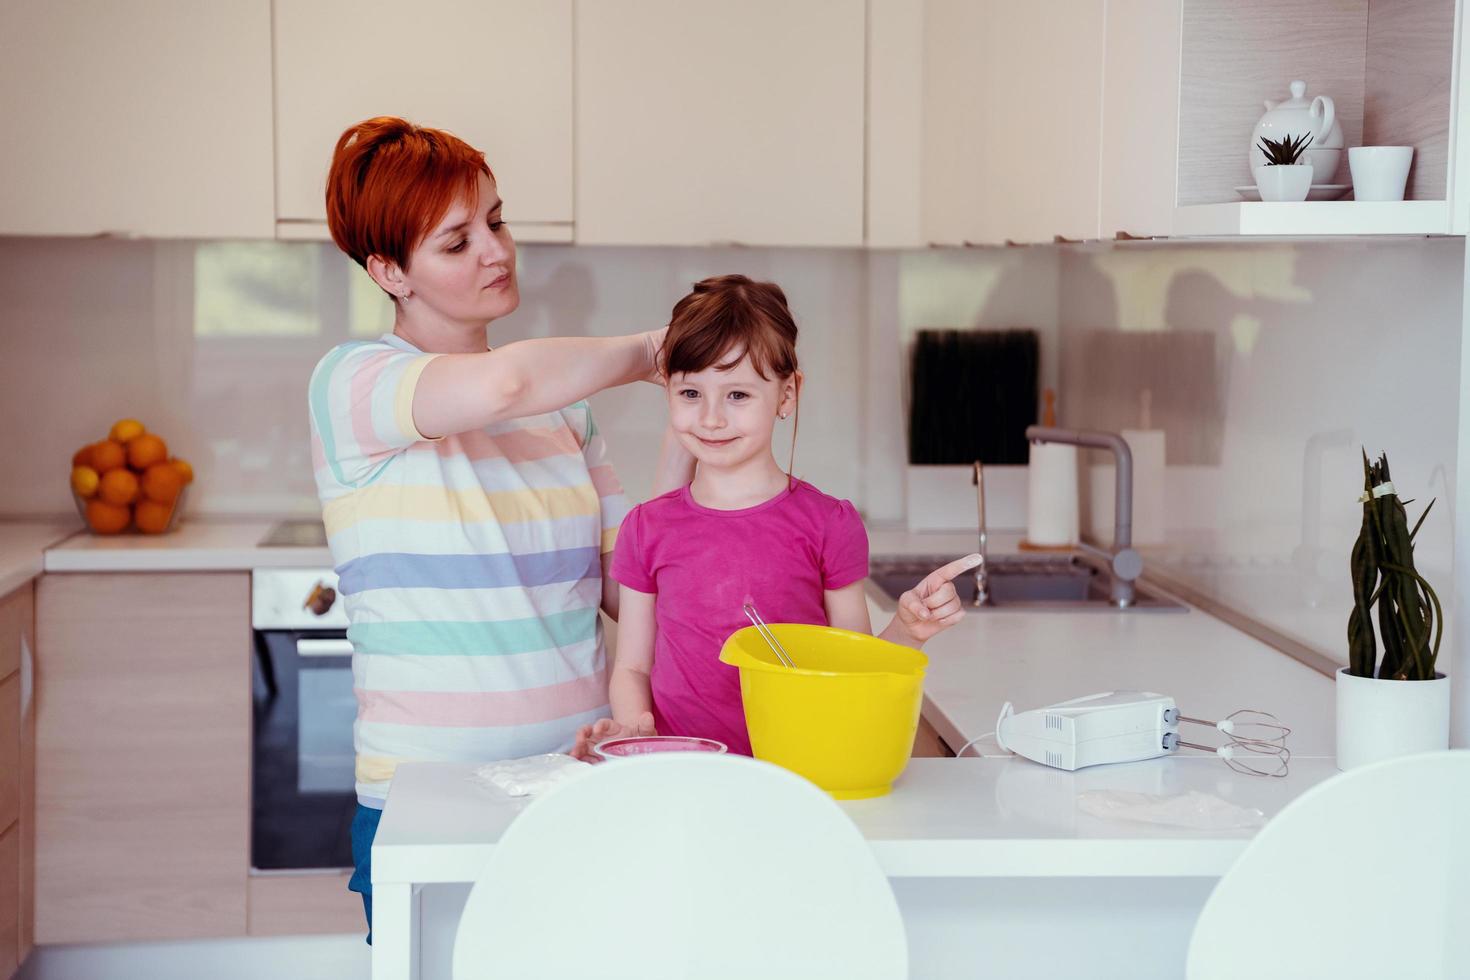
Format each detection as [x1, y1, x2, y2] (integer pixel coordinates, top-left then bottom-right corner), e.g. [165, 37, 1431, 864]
[308, 117, 682, 938]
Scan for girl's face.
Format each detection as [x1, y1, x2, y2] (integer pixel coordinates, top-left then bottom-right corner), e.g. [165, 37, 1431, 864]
[400, 171, 519, 325]
[667, 350, 799, 469]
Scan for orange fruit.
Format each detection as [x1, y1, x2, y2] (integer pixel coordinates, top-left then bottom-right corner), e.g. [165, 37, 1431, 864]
[85, 499, 130, 534]
[71, 465, 100, 498]
[98, 468, 140, 506]
[109, 418, 146, 444]
[127, 433, 168, 470]
[141, 462, 184, 504]
[170, 458, 194, 485]
[72, 444, 94, 468]
[133, 499, 174, 534]
[90, 440, 127, 474]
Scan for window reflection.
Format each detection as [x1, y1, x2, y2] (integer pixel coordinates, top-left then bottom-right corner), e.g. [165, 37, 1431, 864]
[192, 241, 393, 340]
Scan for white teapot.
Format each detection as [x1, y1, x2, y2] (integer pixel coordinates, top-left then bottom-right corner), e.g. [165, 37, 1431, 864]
[1250, 80, 1343, 182]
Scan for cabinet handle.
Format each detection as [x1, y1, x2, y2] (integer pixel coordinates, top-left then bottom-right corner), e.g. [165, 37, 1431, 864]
[20, 633, 33, 716]
[296, 638, 354, 658]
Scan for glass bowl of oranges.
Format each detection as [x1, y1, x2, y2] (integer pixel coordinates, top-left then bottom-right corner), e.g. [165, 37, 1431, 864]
[69, 419, 195, 535]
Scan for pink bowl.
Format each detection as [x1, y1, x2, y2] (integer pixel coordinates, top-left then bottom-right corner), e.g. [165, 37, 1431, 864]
[592, 735, 728, 760]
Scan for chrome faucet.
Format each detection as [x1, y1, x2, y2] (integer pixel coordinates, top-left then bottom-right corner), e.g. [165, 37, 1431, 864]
[1024, 426, 1145, 607]
[971, 461, 989, 606]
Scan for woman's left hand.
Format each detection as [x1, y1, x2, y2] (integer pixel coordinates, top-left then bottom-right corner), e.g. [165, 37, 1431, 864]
[895, 554, 983, 644]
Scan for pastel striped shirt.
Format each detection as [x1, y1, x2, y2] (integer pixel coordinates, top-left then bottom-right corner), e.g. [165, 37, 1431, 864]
[307, 334, 628, 807]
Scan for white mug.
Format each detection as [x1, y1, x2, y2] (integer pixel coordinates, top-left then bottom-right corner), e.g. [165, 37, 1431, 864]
[1349, 146, 1414, 201]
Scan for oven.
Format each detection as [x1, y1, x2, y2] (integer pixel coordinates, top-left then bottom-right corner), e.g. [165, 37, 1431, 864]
[250, 568, 357, 871]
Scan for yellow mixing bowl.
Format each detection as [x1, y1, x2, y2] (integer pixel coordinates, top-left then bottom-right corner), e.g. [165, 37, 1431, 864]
[719, 624, 927, 800]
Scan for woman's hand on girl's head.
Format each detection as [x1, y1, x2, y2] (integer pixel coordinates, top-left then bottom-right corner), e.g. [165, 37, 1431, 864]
[569, 712, 658, 762]
[893, 554, 983, 646]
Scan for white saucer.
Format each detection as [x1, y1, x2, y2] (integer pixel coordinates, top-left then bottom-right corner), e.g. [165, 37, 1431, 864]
[1236, 184, 1351, 202]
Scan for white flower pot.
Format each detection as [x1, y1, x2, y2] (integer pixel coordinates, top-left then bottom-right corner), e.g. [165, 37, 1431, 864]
[1252, 164, 1314, 202]
[1335, 667, 1450, 770]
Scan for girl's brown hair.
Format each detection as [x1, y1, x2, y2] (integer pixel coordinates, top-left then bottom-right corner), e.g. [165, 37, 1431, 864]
[662, 274, 801, 472]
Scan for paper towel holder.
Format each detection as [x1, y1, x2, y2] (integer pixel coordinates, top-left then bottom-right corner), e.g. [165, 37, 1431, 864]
[1025, 425, 1144, 608]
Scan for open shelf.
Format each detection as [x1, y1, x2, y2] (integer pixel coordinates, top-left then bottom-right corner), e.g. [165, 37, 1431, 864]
[1173, 200, 1452, 238]
[1169, 0, 1457, 239]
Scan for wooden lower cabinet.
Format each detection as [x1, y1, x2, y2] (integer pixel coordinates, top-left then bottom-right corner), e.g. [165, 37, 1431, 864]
[248, 872, 363, 936]
[912, 712, 956, 758]
[0, 582, 35, 978]
[35, 573, 250, 944]
[0, 823, 17, 979]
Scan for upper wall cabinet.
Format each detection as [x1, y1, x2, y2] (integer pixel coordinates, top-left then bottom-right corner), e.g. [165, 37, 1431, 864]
[575, 0, 866, 247]
[1098, 0, 1183, 240]
[0, 1, 275, 239]
[274, 0, 574, 243]
[925, 0, 1106, 246]
[868, 0, 1107, 247]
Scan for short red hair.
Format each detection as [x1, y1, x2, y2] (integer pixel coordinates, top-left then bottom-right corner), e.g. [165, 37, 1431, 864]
[325, 116, 493, 272]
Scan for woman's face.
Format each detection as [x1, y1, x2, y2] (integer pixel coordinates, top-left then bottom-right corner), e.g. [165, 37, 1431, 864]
[401, 172, 519, 325]
[667, 350, 798, 469]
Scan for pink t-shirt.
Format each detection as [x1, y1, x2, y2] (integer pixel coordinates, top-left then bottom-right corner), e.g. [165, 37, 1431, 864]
[610, 478, 869, 755]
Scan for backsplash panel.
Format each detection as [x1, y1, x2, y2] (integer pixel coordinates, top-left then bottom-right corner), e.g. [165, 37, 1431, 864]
[1058, 239, 1464, 665]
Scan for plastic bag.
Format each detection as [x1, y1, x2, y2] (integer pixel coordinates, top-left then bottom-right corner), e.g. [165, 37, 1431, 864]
[1076, 789, 1266, 830]
[472, 753, 591, 797]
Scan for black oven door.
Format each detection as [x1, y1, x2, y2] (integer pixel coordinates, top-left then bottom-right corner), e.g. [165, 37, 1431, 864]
[252, 629, 357, 871]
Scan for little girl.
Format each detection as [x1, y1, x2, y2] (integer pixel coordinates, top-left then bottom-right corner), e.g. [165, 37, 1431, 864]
[574, 274, 979, 757]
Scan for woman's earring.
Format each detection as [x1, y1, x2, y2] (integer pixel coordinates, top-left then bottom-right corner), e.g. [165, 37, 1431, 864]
[779, 413, 788, 420]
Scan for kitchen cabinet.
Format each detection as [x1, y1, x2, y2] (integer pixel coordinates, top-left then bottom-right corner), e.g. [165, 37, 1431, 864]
[868, 0, 1107, 246]
[0, 826, 16, 980]
[574, 0, 866, 246]
[925, 0, 1106, 245]
[1098, 0, 1183, 240]
[0, 583, 34, 980]
[34, 573, 250, 944]
[0, 1, 275, 239]
[274, 0, 574, 243]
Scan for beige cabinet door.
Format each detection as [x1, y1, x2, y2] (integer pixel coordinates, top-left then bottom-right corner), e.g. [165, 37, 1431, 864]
[0, 1, 274, 238]
[274, 0, 573, 239]
[34, 573, 250, 944]
[1098, 0, 1182, 240]
[575, 0, 865, 246]
[922, 0, 1106, 245]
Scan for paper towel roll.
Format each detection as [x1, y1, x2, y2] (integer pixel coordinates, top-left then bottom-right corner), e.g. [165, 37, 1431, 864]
[1122, 428, 1166, 545]
[1026, 442, 1079, 547]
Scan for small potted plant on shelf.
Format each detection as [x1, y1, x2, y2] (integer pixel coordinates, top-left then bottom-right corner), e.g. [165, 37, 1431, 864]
[1254, 132, 1314, 202]
[1339, 450, 1450, 769]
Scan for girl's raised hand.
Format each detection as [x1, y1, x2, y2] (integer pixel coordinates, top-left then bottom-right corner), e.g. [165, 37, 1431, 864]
[895, 554, 983, 645]
[569, 711, 658, 762]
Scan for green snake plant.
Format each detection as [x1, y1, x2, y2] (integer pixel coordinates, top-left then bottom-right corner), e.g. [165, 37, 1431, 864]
[1347, 451, 1443, 680]
[1257, 132, 1314, 166]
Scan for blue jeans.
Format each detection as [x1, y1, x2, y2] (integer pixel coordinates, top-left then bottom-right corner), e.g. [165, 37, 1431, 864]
[349, 803, 383, 944]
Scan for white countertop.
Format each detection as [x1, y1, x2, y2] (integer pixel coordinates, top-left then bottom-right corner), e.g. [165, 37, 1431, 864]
[373, 756, 1338, 884]
[860, 529, 1337, 758]
[43, 519, 332, 571]
[0, 520, 82, 596]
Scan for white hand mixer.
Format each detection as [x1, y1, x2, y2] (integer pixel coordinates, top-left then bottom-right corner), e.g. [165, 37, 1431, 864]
[968, 691, 1291, 777]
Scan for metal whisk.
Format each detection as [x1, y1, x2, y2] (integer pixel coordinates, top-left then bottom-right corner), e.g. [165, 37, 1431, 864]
[1175, 709, 1292, 777]
[742, 600, 796, 668]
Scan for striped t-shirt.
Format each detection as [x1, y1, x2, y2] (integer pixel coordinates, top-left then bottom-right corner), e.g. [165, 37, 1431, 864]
[307, 334, 628, 808]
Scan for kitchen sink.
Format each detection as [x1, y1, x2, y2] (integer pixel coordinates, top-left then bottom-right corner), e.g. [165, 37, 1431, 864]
[865, 554, 1186, 612]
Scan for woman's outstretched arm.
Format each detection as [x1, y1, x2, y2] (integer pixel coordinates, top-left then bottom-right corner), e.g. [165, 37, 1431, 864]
[412, 330, 664, 438]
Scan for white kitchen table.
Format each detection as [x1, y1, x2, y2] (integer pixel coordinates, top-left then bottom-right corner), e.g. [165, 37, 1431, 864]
[370, 755, 1338, 980]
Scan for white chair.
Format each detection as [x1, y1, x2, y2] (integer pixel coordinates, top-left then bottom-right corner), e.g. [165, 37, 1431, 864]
[1187, 750, 1470, 979]
[452, 752, 908, 980]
